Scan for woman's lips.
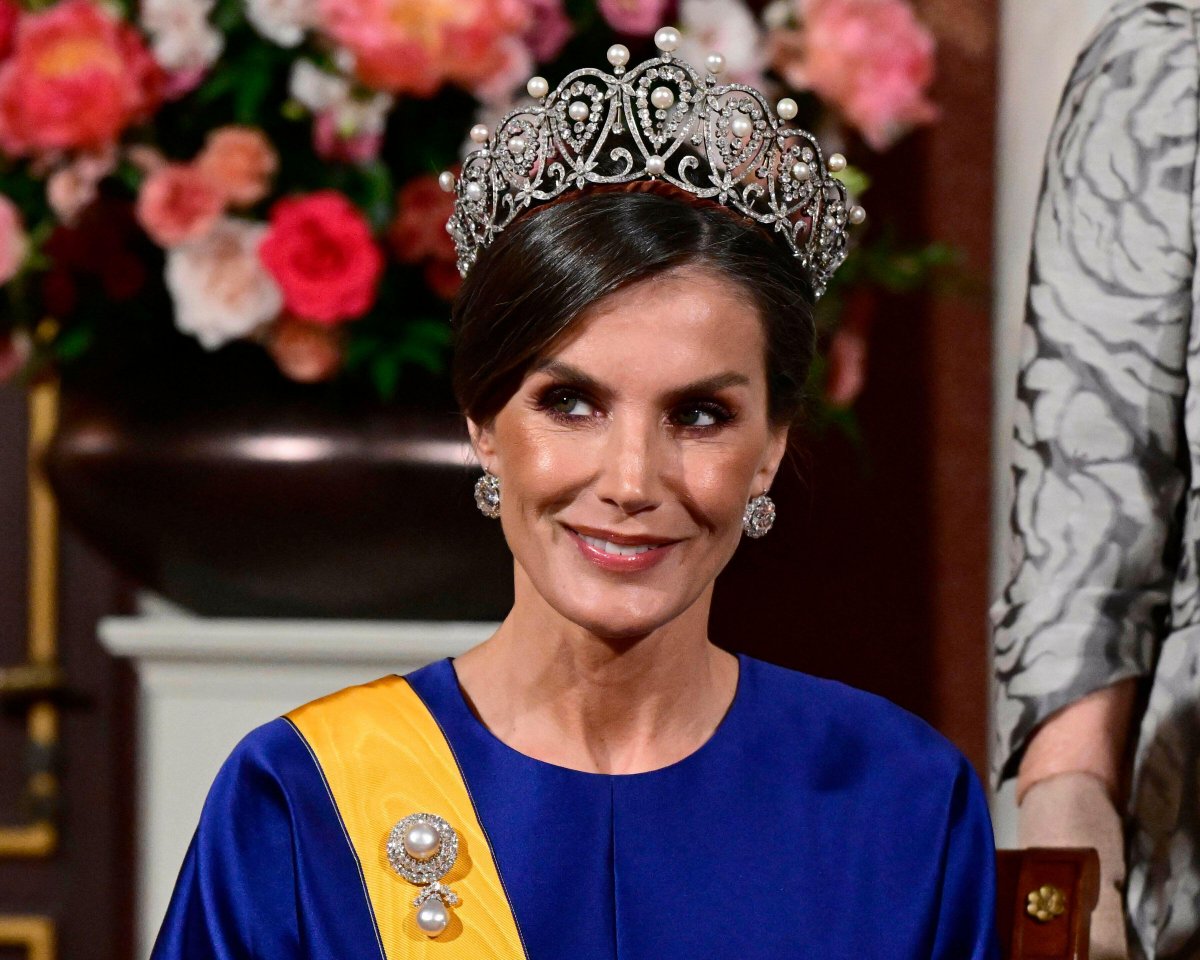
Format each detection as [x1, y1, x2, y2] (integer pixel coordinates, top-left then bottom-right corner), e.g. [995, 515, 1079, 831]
[564, 526, 679, 572]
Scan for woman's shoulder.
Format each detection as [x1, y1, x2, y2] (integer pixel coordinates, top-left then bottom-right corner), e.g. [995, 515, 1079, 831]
[741, 654, 973, 785]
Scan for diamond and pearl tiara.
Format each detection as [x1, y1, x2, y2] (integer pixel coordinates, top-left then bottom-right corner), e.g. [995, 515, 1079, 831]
[439, 25, 866, 298]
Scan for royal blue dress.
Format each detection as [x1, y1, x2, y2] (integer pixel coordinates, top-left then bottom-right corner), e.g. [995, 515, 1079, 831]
[152, 653, 1000, 959]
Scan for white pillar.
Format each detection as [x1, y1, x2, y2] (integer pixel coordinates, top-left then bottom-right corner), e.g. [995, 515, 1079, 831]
[99, 603, 492, 958]
[990, 0, 1112, 843]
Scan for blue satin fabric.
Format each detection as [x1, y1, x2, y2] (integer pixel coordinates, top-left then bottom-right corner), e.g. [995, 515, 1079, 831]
[407, 654, 999, 960]
[150, 718, 385, 959]
[152, 653, 999, 959]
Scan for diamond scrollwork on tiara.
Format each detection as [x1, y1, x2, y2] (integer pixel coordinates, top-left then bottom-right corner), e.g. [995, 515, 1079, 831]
[442, 25, 865, 298]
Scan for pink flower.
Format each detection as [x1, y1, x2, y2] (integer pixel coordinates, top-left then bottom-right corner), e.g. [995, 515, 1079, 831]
[0, 194, 26, 284]
[46, 145, 117, 223]
[0, 0, 19, 61]
[196, 126, 278, 206]
[772, 0, 937, 150]
[597, 0, 668, 36]
[312, 111, 383, 165]
[0, 327, 31, 382]
[676, 0, 766, 88]
[259, 190, 383, 325]
[522, 0, 572, 61]
[317, 0, 531, 97]
[470, 33, 534, 106]
[0, 0, 167, 156]
[165, 217, 282, 349]
[136, 163, 225, 247]
[823, 294, 872, 406]
[267, 315, 343, 382]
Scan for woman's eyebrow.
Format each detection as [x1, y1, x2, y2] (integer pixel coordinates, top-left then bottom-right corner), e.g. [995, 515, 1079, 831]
[533, 359, 750, 399]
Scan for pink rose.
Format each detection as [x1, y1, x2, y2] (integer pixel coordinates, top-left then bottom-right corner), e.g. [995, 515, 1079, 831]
[597, 0, 668, 36]
[389, 173, 461, 302]
[267, 315, 343, 382]
[259, 190, 383, 325]
[136, 163, 225, 247]
[317, 0, 531, 97]
[0, 0, 166, 156]
[772, 0, 937, 150]
[197, 126, 278, 207]
[0, 193, 26, 284]
[165, 217, 283, 349]
[470, 33, 534, 106]
[522, 0, 572, 61]
[312, 111, 383, 165]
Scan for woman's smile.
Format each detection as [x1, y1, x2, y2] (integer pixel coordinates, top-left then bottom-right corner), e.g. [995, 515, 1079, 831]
[562, 523, 682, 572]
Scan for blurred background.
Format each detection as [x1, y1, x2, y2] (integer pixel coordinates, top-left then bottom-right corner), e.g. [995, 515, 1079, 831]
[0, 0, 1113, 956]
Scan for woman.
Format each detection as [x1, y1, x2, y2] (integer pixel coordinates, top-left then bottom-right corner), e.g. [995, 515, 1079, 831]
[153, 29, 998, 959]
[993, 2, 1200, 958]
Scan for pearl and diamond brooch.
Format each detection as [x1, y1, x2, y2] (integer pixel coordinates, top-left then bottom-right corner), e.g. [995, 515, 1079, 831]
[387, 812, 461, 938]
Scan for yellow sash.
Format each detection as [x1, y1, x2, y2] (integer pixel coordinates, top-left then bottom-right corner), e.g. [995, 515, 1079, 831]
[287, 676, 527, 958]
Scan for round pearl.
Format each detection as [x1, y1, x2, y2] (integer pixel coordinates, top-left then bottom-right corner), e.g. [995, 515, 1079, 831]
[848, 205, 867, 225]
[790, 161, 811, 182]
[527, 76, 549, 98]
[465, 182, 483, 202]
[650, 86, 675, 109]
[507, 135, 526, 155]
[403, 823, 441, 860]
[416, 900, 448, 936]
[730, 113, 752, 138]
[706, 52, 726, 74]
[646, 155, 665, 176]
[828, 152, 847, 173]
[607, 44, 630, 67]
[654, 26, 680, 51]
[437, 171, 455, 193]
[776, 97, 798, 121]
[568, 100, 590, 122]
[469, 124, 489, 144]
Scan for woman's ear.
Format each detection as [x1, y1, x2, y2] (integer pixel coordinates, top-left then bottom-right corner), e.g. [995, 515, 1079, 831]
[467, 417, 497, 473]
[755, 423, 790, 494]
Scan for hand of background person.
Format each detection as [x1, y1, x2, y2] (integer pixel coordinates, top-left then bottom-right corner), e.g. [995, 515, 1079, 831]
[1017, 681, 1137, 960]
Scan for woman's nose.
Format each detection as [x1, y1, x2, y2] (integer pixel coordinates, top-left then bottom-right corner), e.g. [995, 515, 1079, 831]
[594, 414, 667, 515]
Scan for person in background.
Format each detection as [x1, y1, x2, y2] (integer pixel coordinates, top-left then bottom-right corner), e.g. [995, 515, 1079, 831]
[993, 2, 1200, 958]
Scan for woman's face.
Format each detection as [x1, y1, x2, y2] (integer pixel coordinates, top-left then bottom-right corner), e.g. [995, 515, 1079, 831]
[470, 265, 789, 641]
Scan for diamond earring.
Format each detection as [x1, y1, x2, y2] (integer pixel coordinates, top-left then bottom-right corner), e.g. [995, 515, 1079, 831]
[474, 471, 501, 518]
[742, 493, 776, 538]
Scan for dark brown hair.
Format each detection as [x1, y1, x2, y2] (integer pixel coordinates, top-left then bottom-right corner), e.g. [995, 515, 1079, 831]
[450, 181, 816, 427]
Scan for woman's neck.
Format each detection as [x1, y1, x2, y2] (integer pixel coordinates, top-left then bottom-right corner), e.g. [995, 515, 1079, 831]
[451, 578, 739, 775]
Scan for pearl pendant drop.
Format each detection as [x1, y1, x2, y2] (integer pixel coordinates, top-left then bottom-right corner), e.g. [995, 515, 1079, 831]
[568, 100, 590, 122]
[646, 156, 665, 176]
[650, 85, 675, 110]
[416, 899, 449, 936]
[730, 113, 752, 139]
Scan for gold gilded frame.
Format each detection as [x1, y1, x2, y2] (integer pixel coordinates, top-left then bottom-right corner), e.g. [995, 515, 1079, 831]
[0, 915, 56, 960]
[1, 381, 60, 960]
[0, 379, 59, 858]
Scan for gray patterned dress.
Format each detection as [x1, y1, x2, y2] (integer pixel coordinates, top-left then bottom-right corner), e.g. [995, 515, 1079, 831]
[992, 2, 1200, 957]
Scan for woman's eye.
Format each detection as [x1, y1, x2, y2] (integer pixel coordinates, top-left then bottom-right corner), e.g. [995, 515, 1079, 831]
[547, 392, 596, 418]
[673, 404, 727, 428]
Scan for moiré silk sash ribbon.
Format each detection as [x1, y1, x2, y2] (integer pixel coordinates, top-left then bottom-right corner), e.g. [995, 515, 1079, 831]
[287, 676, 527, 959]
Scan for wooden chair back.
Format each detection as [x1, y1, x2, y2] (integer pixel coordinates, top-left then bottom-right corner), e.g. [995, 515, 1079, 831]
[997, 848, 1100, 960]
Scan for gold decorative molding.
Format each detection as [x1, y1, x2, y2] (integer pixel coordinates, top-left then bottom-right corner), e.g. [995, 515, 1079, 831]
[0, 378, 60, 858]
[0, 914, 56, 960]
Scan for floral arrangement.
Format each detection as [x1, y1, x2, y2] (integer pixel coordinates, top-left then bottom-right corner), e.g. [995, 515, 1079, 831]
[0, 0, 943, 408]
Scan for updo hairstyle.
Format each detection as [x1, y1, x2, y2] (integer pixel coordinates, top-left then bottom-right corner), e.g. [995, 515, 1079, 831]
[450, 181, 816, 428]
